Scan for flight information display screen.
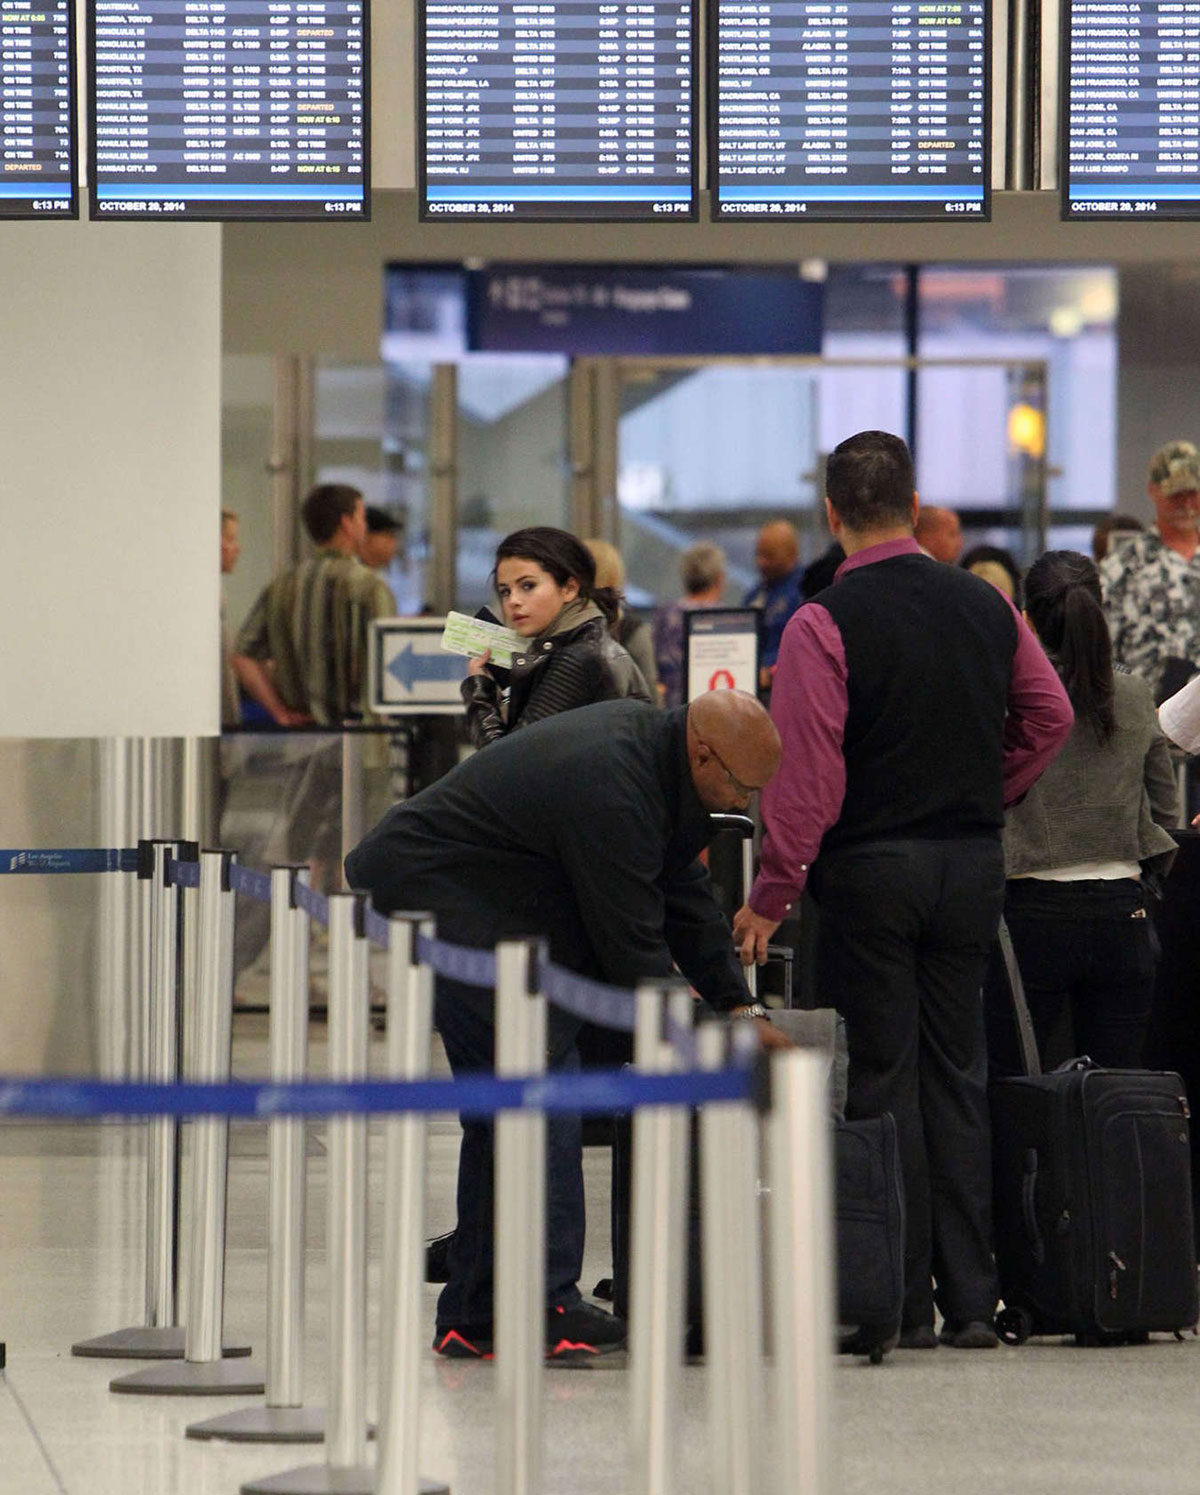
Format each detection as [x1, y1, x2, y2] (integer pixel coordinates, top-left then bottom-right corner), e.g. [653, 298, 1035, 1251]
[1064, 0, 1200, 218]
[1, 0, 77, 218]
[89, 0, 369, 220]
[711, 0, 989, 221]
[419, 0, 698, 221]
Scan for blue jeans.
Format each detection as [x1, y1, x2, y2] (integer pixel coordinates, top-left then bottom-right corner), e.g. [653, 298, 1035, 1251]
[434, 977, 585, 1329]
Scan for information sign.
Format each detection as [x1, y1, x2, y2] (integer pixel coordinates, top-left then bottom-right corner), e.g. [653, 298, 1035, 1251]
[711, 0, 989, 221]
[1062, 0, 1200, 219]
[684, 608, 761, 703]
[88, 0, 369, 220]
[369, 618, 466, 717]
[0, 0, 76, 218]
[419, 0, 698, 221]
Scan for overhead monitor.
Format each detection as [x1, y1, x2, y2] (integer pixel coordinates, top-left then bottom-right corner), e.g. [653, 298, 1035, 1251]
[89, 0, 369, 220]
[419, 0, 698, 221]
[1063, 0, 1200, 219]
[711, 0, 989, 221]
[0, 0, 77, 218]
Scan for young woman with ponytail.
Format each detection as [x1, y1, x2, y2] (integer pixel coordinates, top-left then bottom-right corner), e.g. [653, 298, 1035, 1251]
[985, 550, 1179, 1074]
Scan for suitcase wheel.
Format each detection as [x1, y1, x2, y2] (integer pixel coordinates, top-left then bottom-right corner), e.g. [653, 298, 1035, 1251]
[995, 1306, 1033, 1346]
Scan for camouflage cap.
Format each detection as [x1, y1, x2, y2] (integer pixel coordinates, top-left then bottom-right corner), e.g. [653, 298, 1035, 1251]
[1160, 453, 1200, 497]
[1148, 439, 1199, 487]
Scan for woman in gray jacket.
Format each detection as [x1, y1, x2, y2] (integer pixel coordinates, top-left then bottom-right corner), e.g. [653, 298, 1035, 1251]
[985, 550, 1178, 1074]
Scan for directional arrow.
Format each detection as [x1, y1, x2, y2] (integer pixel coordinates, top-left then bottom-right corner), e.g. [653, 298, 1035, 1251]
[387, 643, 464, 693]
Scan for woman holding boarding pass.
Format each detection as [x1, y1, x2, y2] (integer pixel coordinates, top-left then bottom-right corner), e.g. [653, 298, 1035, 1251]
[460, 525, 651, 748]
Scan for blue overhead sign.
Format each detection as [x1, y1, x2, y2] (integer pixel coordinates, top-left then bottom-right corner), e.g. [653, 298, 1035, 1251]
[467, 266, 825, 356]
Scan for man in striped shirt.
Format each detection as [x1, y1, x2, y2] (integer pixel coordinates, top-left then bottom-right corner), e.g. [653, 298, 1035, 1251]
[233, 484, 394, 727]
[232, 484, 396, 884]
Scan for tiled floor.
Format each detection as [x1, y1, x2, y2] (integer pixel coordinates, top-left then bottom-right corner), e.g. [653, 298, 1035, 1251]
[2, 1015, 1200, 1495]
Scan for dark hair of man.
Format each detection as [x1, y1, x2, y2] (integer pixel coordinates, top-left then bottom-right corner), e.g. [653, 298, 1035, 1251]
[365, 505, 401, 535]
[492, 525, 621, 626]
[302, 484, 363, 545]
[1023, 550, 1115, 741]
[825, 430, 915, 532]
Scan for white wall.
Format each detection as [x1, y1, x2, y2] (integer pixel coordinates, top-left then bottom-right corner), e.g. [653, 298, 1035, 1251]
[0, 221, 222, 737]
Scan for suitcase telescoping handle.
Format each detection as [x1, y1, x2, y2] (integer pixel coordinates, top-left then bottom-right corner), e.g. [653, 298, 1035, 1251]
[998, 917, 1043, 1080]
[711, 812, 758, 1000]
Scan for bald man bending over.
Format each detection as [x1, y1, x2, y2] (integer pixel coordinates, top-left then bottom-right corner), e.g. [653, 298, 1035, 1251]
[346, 692, 785, 1361]
[745, 519, 806, 689]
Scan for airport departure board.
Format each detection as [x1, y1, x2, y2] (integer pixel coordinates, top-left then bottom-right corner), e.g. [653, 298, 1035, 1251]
[712, 0, 989, 220]
[1064, 0, 1200, 217]
[89, 0, 368, 219]
[1, 0, 77, 218]
[419, 0, 697, 221]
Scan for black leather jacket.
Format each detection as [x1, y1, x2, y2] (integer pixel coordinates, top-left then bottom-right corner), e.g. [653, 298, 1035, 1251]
[461, 614, 652, 748]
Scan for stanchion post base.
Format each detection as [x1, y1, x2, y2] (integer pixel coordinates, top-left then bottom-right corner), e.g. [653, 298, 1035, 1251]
[110, 1358, 266, 1396]
[241, 1466, 448, 1495]
[72, 1326, 252, 1360]
[187, 1407, 377, 1445]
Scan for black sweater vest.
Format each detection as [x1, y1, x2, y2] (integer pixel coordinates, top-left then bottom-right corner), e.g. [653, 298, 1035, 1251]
[818, 553, 1018, 854]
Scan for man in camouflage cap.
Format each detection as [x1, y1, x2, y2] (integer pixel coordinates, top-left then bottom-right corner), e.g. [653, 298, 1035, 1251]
[1101, 440, 1200, 702]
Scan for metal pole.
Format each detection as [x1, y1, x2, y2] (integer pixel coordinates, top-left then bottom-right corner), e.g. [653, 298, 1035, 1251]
[112, 849, 261, 1394]
[495, 939, 547, 1495]
[97, 738, 131, 1080]
[697, 1024, 764, 1495]
[73, 838, 196, 1361]
[340, 729, 366, 871]
[377, 914, 450, 1495]
[189, 864, 325, 1443]
[144, 841, 182, 1332]
[242, 893, 375, 1494]
[629, 981, 693, 1495]
[767, 1049, 835, 1495]
[429, 363, 459, 615]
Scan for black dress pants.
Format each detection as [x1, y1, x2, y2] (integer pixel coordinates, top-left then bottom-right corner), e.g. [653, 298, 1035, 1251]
[985, 878, 1156, 1077]
[812, 837, 1004, 1332]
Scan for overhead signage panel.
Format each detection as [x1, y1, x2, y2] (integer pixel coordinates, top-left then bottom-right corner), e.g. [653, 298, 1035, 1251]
[419, 0, 698, 222]
[0, 0, 77, 219]
[711, 0, 990, 222]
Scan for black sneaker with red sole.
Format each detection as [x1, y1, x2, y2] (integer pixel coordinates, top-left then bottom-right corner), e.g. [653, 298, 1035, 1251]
[545, 1302, 626, 1360]
[433, 1303, 626, 1362]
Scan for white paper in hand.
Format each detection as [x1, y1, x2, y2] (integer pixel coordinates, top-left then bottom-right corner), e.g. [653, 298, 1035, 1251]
[441, 612, 523, 670]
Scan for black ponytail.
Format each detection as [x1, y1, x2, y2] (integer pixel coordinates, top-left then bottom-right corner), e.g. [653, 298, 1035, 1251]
[1023, 550, 1115, 740]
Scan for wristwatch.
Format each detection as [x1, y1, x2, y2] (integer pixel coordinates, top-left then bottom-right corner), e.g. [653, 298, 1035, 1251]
[731, 1003, 770, 1021]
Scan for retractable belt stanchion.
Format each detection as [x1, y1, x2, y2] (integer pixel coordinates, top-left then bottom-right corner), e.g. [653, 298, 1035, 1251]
[697, 1023, 765, 1495]
[766, 1048, 834, 1495]
[245, 890, 374, 1495]
[376, 913, 450, 1495]
[189, 864, 324, 1443]
[112, 848, 263, 1395]
[629, 980, 694, 1495]
[72, 840, 219, 1361]
[495, 938, 547, 1495]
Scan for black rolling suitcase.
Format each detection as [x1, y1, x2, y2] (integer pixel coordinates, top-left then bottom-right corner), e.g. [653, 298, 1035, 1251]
[990, 920, 1199, 1346]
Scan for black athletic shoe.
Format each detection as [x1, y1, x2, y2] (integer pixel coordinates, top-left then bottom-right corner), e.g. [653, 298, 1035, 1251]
[898, 1325, 939, 1350]
[545, 1302, 626, 1360]
[425, 1230, 454, 1284]
[432, 1324, 493, 1359]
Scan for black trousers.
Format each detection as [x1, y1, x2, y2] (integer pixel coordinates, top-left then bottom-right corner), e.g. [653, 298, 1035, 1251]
[985, 877, 1155, 1077]
[812, 837, 1004, 1331]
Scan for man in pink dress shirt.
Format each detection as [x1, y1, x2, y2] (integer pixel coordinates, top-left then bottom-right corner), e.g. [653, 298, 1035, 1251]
[733, 430, 1073, 1351]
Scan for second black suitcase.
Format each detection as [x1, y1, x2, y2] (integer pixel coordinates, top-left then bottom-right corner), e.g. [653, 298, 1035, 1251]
[990, 924, 1199, 1345]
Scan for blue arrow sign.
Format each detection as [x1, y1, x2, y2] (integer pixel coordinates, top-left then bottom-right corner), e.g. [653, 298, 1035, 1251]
[387, 642, 464, 692]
